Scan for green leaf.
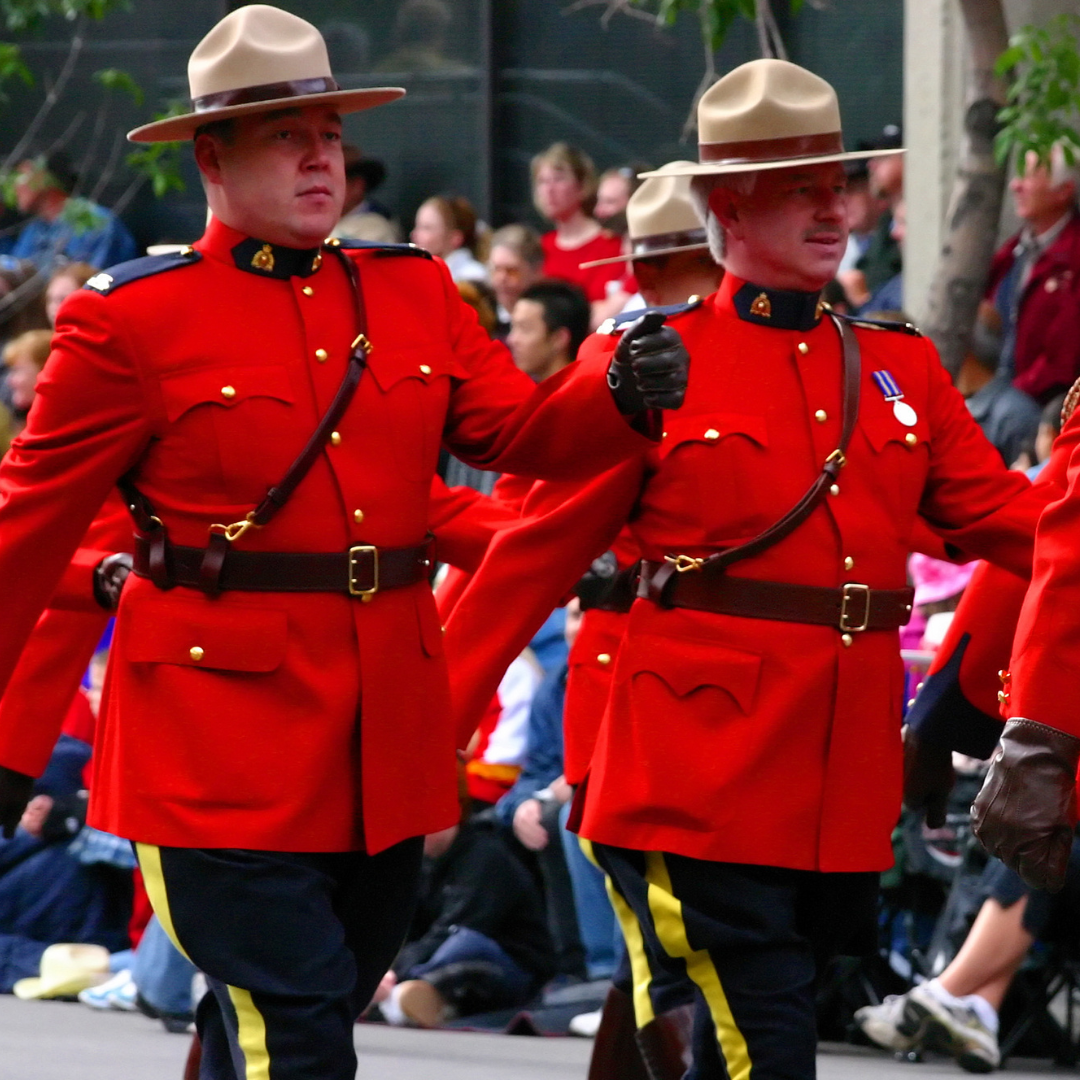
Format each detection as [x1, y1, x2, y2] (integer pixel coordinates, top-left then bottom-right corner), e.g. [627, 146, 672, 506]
[93, 66, 143, 104]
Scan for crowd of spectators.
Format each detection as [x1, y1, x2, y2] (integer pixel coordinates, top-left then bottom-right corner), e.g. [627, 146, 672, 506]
[2, 125, 1080, 1076]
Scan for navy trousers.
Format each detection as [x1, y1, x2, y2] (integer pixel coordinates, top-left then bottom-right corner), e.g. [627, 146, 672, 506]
[136, 840, 423, 1080]
[592, 843, 878, 1080]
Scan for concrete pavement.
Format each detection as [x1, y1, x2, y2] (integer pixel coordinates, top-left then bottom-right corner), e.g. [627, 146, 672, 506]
[0, 996, 1065, 1079]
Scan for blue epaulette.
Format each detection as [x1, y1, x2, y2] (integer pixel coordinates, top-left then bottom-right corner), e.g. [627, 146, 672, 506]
[834, 310, 922, 337]
[328, 239, 433, 260]
[599, 296, 705, 336]
[82, 248, 201, 295]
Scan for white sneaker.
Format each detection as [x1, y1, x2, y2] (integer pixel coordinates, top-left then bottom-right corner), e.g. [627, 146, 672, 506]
[568, 1008, 602, 1038]
[854, 993, 920, 1052]
[78, 969, 138, 1011]
[904, 984, 1000, 1073]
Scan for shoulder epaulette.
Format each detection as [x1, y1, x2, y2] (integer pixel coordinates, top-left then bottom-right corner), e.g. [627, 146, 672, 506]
[834, 310, 923, 337]
[327, 238, 433, 260]
[82, 248, 201, 295]
[599, 295, 705, 336]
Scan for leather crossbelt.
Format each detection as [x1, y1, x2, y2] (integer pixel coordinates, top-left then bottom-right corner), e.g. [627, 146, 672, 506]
[638, 562, 914, 632]
[133, 535, 435, 598]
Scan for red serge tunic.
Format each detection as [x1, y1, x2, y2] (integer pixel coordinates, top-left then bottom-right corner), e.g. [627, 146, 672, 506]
[0, 218, 650, 855]
[446, 274, 1046, 872]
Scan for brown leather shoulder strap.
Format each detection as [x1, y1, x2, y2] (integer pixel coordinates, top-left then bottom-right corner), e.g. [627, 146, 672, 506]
[646, 313, 861, 603]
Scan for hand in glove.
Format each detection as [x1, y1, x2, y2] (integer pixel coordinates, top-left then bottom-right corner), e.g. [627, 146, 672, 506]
[93, 552, 133, 611]
[972, 718, 1080, 892]
[0, 765, 35, 840]
[607, 312, 690, 414]
[902, 725, 955, 829]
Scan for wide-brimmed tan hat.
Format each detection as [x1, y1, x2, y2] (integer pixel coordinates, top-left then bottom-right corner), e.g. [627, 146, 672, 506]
[581, 162, 710, 268]
[128, 5, 404, 143]
[643, 59, 903, 178]
[13, 944, 111, 1000]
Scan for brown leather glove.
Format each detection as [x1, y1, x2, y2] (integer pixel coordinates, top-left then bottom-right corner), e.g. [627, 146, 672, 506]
[902, 725, 955, 829]
[972, 717, 1080, 893]
[0, 765, 35, 840]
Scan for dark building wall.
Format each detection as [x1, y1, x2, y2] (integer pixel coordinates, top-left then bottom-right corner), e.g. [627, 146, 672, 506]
[0, 0, 901, 250]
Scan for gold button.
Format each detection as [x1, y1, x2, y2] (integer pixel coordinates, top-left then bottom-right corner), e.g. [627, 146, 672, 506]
[220, 385, 236, 399]
[189, 646, 204, 662]
[704, 428, 720, 440]
[330, 431, 342, 446]
[905, 432, 918, 446]
[798, 342, 809, 355]
[302, 286, 314, 297]
[662, 431, 668, 439]
[844, 556, 854, 571]
[419, 364, 432, 375]
[841, 633, 853, 648]
[353, 509, 364, 524]
[315, 348, 328, 363]
[597, 653, 612, 665]
[829, 484, 840, 496]
[327, 237, 341, 247]
[815, 409, 827, 423]
[998, 690, 1008, 705]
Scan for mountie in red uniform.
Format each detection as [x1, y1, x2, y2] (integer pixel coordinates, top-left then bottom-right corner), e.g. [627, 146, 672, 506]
[0, 217, 653, 857]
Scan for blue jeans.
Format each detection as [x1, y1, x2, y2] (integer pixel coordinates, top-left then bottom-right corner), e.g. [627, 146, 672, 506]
[559, 800, 621, 979]
[408, 926, 534, 1014]
[133, 914, 198, 1016]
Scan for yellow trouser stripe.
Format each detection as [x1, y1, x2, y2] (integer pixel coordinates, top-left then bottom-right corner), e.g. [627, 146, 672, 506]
[134, 843, 192, 963]
[644, 851, 752, 1080]
[227, 985, 272, 1080]
[578, 837, 656, 1027]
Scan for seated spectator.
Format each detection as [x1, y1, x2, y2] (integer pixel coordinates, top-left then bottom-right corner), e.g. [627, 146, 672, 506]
[456, 280, 498, 338]
[0, 255, 49, 347]
[411, 195, 487, 282]
[45, 261, 97, 326]
[487, 224, 544, 338]
[986, 142, 1080, 403]
[3, 328, 51, 433]
[1022, 392, 1066, 479]
[956, 320, 1041, 467]
[847, 124, 904, 308]
[860, 198, 905, 313]
[594, 165, 641, 235]
[507, 279, 590, 383]
[377, 817, 557, 1027]
[7, 151, 137, 272]
[855, 836, 1080, 1073]
[837, 159, 886, 280]
[531, 143, 624, 324]
[333, 144, 399, 243]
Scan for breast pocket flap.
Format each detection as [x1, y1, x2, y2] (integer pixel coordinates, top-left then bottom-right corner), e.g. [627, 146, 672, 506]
[661, 412, 769, 456]
[124, 599, 288, 672]
[159, 365, 295, 422]
[365, 345, 462, 393]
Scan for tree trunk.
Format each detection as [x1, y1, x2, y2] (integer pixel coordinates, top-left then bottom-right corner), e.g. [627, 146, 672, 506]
[921, 0, 1009, 379]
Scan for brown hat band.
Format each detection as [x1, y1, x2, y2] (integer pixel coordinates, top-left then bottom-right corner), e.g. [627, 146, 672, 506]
[193, 76, 341, 113]
[632, 229, 708, 256]
[699, 130, 843, 165]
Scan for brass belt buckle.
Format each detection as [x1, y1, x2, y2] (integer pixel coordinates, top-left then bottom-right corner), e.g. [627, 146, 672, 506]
[839, 582, 871, 632]
[348, 544, 379, 601]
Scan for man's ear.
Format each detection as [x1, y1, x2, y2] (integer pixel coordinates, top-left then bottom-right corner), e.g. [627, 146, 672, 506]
[709, 185, 740, 237]
[552, 324, 571, 359]
[194, 134, 225, 186]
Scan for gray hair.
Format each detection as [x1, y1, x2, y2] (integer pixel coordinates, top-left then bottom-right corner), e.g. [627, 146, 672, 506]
[1049, 142, 1080, 197]
[689, 172, 758, 263]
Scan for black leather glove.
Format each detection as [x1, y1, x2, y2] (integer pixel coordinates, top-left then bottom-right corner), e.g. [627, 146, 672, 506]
[41, 791, 89, 843]
[972, 717, 1080, 892]
[93, 552, 133, 611]
[607, 312, 690, 414]
[0, 765, 35, 840]
[575, 550, 619, 609]
[902, 725, 955, 829]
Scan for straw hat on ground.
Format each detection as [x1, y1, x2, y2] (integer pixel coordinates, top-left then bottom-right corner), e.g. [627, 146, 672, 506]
[128, 5, 404, 144]
[12, 943, 111, 1000]
[580, 162, 710, 269]
[643, 59, 903, 179]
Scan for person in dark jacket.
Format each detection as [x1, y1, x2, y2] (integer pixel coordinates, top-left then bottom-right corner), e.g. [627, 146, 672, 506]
[378, 818, 556, 1027]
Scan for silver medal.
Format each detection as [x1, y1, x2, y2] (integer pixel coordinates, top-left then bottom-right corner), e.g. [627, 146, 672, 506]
[893, 400, 917, 427]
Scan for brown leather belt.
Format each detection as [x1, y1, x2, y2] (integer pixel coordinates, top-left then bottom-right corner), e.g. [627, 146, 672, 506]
[133, 535, 435, 598]
[639, 559, 914, 632]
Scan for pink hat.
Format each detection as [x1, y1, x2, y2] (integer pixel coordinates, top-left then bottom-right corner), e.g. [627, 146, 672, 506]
[909, 553, 977, 608]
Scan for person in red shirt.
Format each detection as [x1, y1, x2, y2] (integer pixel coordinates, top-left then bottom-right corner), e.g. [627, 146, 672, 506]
[532, 142, 626, 324]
